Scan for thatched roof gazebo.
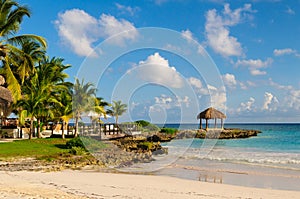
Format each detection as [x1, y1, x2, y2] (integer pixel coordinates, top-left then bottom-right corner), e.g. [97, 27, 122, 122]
[197, 107, 226, 130]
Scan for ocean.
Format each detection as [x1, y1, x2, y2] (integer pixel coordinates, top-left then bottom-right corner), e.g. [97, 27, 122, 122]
[125, 123, 300, 191]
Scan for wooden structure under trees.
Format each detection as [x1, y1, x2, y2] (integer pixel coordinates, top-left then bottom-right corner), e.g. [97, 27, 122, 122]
[197, 107, 226, 130]
[0, 76, 13, 127]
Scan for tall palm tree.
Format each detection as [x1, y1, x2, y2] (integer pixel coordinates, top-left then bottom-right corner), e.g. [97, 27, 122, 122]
[72, 78, 96, 137]
[109, 100, 128, 125]
[17, 57, 71, 139]
[0, 0, 46, 101]
[55, 89, 73, 139]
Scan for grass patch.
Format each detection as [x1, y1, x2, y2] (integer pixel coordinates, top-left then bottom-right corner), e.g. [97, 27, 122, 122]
[0, 137, 107, 160]
[160, 127, 178, 135]
[0, 138, 70, 159]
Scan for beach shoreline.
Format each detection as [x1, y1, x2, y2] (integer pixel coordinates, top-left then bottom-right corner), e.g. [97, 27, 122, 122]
[0, 170, 300, 199]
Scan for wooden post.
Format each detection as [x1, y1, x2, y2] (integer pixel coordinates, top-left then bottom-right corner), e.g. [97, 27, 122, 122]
[221, 119, 224, 129]
[199, 119, 202, 129]
[205, 119, 208, 130]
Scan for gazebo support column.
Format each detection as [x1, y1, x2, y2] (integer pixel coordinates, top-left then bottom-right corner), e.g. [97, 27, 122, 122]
[199, 119, 202, 129]
[205, 119, 208, 130]
[221, 119, 224, 129]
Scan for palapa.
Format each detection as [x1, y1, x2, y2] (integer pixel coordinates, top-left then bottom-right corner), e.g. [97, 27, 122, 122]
[197, 107, 226, 130]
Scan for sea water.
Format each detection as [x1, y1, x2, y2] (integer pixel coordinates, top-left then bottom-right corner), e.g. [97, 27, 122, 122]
[152, 123, 300, 190]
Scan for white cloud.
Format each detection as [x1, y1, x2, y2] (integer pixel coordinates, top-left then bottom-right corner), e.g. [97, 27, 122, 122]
[98, 14, 139, 46]
[55, 9, 138, 56]
[273, 48, 297, 56]
[181, 29, 194, 43]
[262, 92, 279, 111]
[205, 3, 255, 57]
[55, 9, 100, 57]
[131, 52, 184, 88]
[152, 94, 190, 110]
[115, 3, 140, 16]
[236, 58, 273, 75]
[188, 77, 209, 95]
[237, 97, 256, 112]
[222, 73, 237, 89]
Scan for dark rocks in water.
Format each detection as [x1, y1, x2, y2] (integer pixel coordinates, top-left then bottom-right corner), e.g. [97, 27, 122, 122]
[176, 128, 261, 139]
[147, 133, 175, 142]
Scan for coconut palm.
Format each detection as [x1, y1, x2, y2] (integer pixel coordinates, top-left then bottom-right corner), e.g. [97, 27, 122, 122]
[109, 100, 128, 125]
[17, 57, 71, 139]
[72, 78, 96, 137]
[0, 0, 46, 101]
[55, 90, 73, 139]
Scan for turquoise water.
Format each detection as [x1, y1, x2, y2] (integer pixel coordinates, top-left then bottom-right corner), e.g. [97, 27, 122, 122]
[159, 123, 300, 169]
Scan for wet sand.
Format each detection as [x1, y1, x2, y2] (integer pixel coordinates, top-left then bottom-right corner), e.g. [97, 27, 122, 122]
[0, 170, 300, 199]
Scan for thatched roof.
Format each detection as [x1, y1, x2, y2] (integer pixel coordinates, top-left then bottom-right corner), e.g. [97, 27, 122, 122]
[197, 107, 226, 120]
[0, 86, 13, 102]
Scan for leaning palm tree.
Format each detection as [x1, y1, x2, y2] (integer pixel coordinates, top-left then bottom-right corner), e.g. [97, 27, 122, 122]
[72, 78, 96, 137]
[109, 100, 128, 125]
[0, 0, 46, 101]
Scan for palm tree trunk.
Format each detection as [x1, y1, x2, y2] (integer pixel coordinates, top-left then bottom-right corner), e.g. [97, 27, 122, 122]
[29, 118, 34, 139]
[37, 118, 41, 138]
[62, 121, 65, 139]
[75, 116, 79, 137]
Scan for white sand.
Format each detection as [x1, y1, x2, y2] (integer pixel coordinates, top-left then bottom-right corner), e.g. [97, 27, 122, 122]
[0, 170, 299, 199]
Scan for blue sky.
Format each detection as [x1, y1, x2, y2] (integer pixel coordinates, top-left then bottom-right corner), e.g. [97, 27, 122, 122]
[18, 0, 300, 123]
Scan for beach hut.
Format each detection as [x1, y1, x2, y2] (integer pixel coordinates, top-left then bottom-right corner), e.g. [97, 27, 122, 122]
[0, 76, 13, 126]
[197, 107, 226, 130]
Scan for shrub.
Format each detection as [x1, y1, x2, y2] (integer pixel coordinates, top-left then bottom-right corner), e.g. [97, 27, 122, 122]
[66, 137, 85, 149]
[69, 146, 86, 155]
[135, 120, 160, 132]
[137, 142, 153, 150]
[160, 127, 178, 135]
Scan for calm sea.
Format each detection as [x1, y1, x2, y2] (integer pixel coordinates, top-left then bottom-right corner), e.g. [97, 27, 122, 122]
[149, 123, 300, 190]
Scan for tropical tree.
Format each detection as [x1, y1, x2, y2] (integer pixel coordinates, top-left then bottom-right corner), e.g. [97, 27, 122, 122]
[109, 100, 128, 125]
[72, 78, 96, 137]
[17, 56, 71, 139]
[55, 90, 73, 139]
[0, 0, 47, 101]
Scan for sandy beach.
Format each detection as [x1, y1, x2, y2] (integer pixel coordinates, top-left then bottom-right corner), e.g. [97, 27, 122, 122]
[0, 170, 299, 199]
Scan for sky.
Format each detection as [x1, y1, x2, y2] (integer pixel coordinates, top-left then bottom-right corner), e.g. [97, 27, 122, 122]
[17, 0, 300, 123]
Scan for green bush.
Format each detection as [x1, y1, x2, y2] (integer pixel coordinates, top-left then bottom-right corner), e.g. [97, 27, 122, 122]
[66, 137, 85, 149]
[160, 127, 178, 135]
[135, 120, 160, 132]
[69, 146, 86, 155]
[137, 142, 153, 150]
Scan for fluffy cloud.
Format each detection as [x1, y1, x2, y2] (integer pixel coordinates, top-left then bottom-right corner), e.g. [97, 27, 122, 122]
[205, 4, 255, 57]
[115, 3, 140, 16]
[222, 73, 237, 89]
[55, 9, 138, 56]
[237, 97, 256, 112]
[55, 9, 100, 57]
[99, 14, 138, 46]
[130, 52, 184, 88]
[188, 77, 209, 95]
[273, 48, 297, 56]
[236, 58, 273, 75]
[181, 29, 195, 43]
[262, 92, 279, 111]
[151, 94, 190, 110]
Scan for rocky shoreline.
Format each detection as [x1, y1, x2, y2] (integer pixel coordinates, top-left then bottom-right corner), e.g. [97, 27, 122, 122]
[0, 128, 261, 172]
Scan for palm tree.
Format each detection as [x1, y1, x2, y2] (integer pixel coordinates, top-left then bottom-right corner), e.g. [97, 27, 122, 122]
[17, 57, 71, 139]
[55, 90, 73, 139]
[72, 78, 96, 137]
[109, 100, 128, 125]
[0, 0, 47, 101]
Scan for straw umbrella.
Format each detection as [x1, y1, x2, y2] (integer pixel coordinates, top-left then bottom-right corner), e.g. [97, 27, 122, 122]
[197, 107, 226, 130]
